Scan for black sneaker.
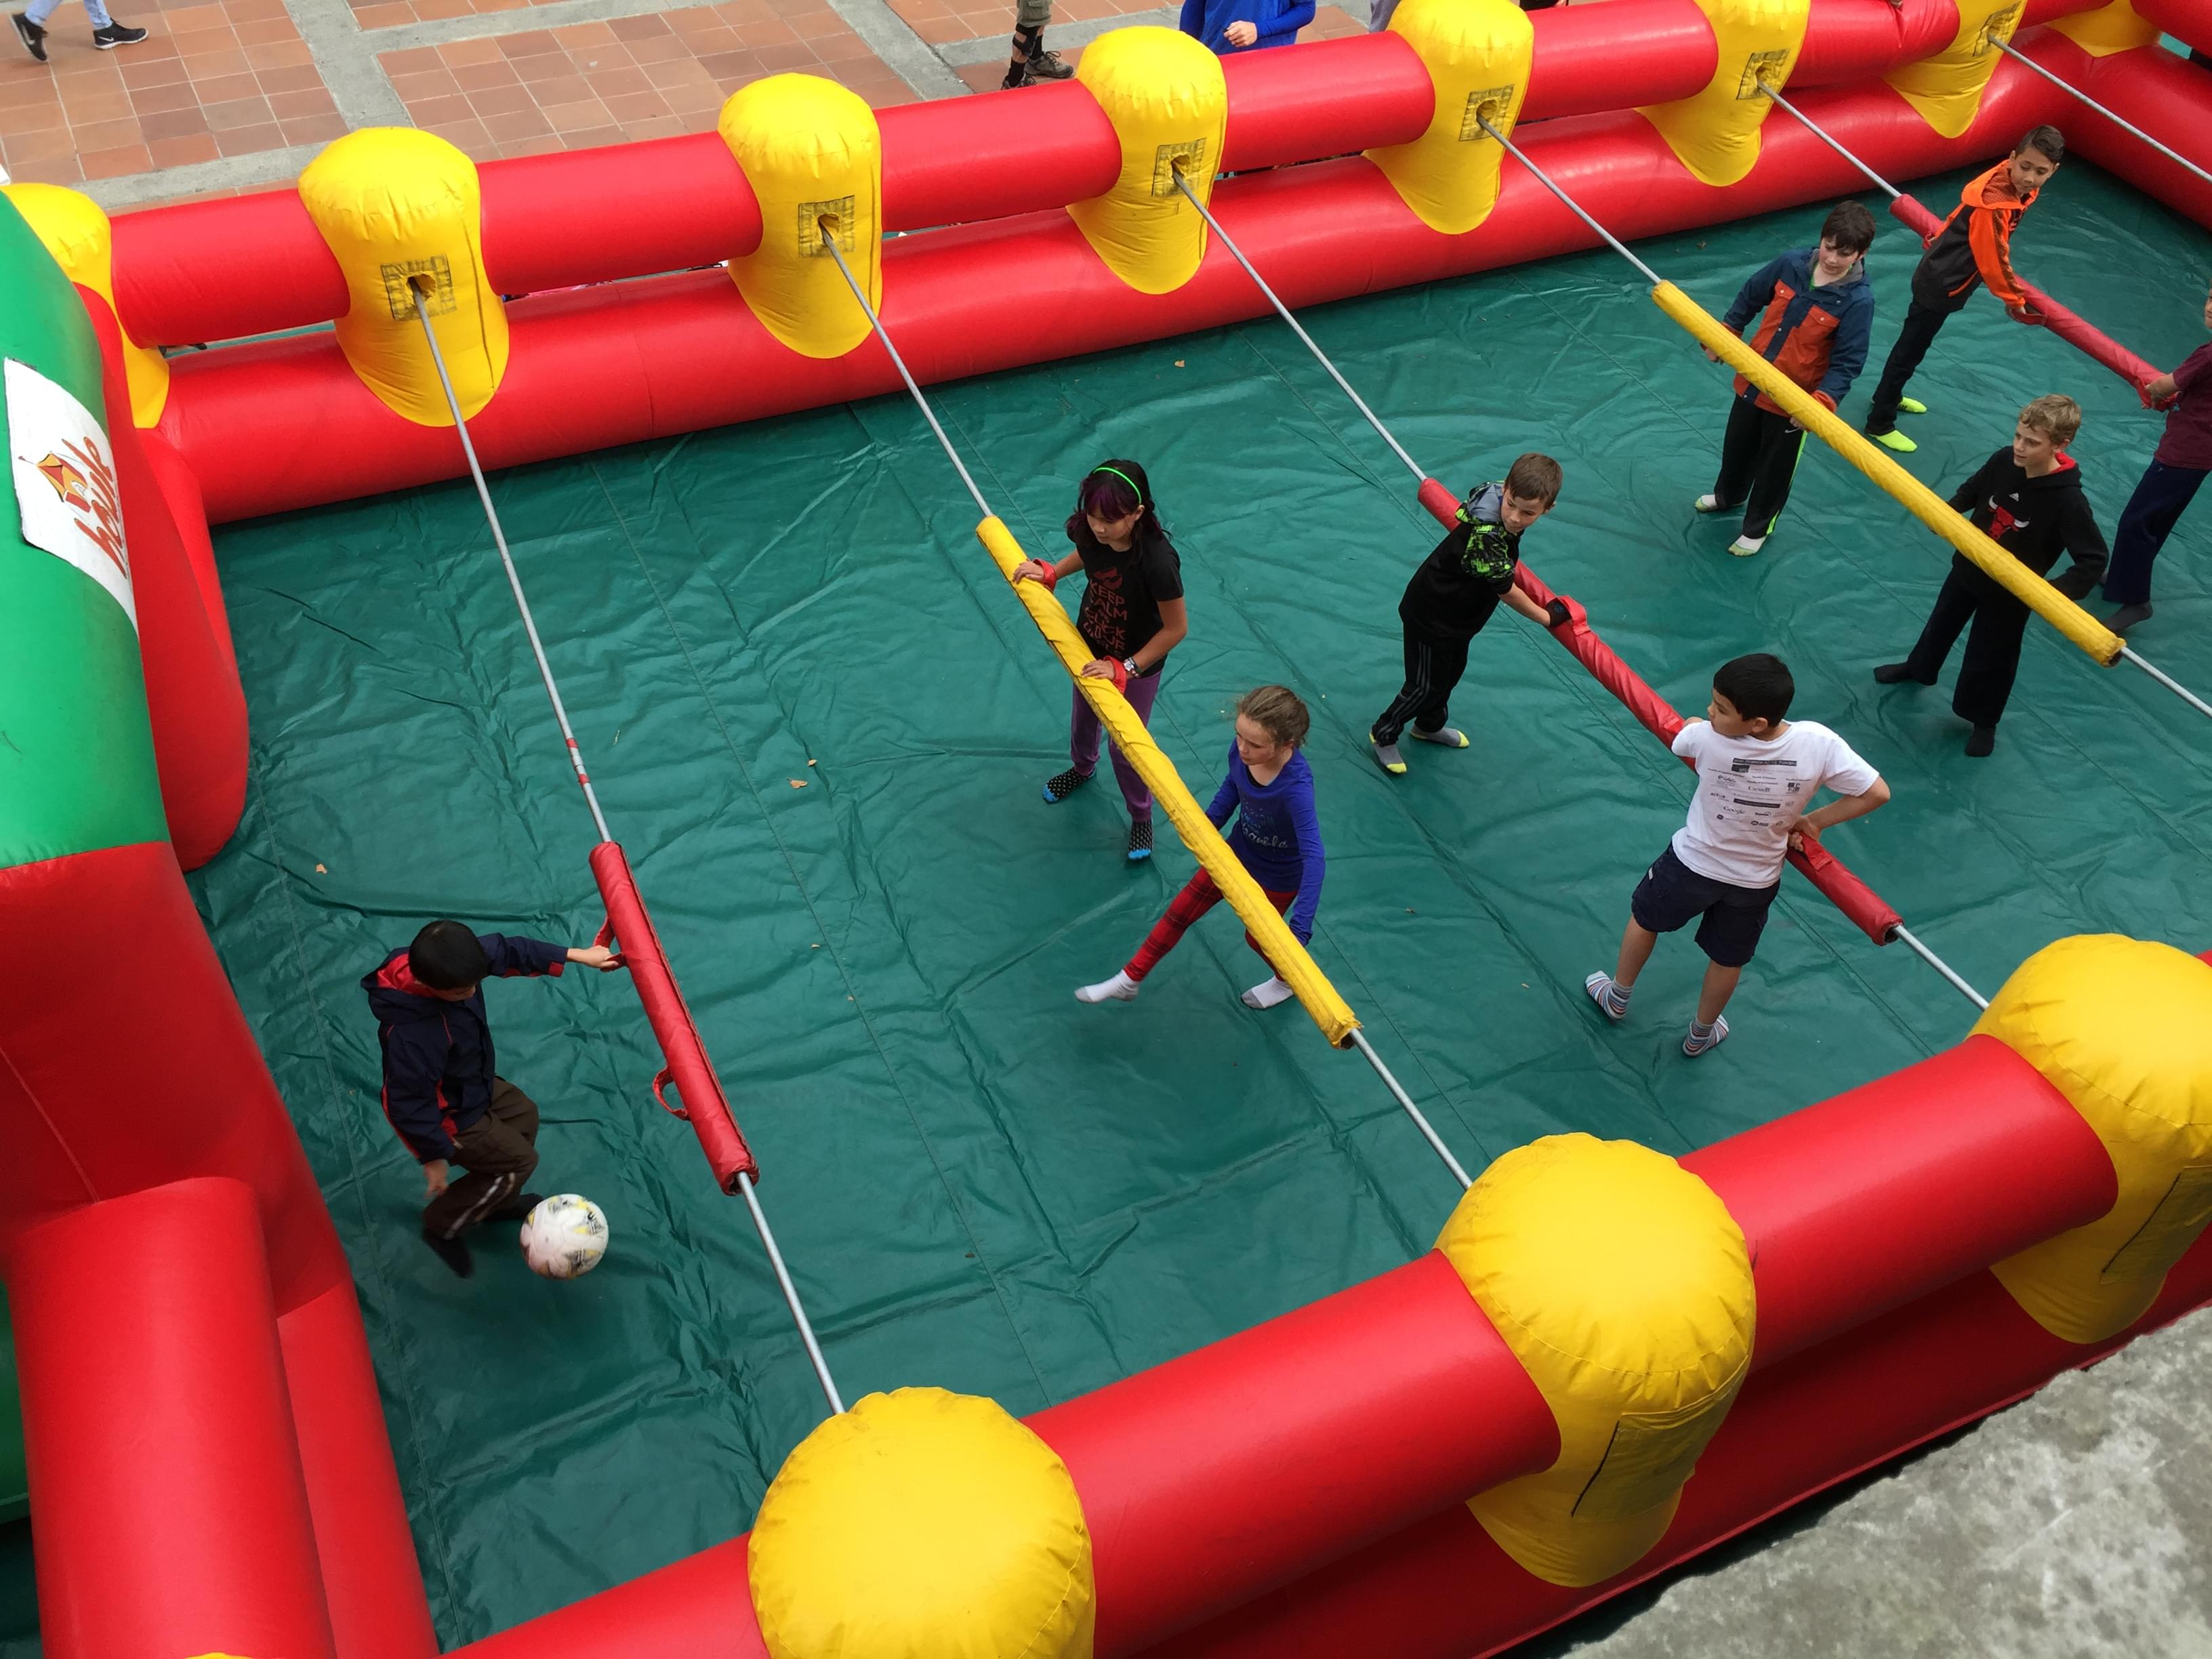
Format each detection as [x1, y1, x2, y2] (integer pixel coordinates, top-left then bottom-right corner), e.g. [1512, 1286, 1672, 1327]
[421, 1229, 474, 1278]
[91, 20, 148, 45]
[1964, 724, 1996, 758]
[1042, 766, 1091, 803]
[1871, 662, 1919, 685]
[490, 1191, 544, 1223]
[11, 12, 47, 60]
[1126, 819, 1152, 862]
[1026, 41, 1073, 79]
[2108, 602, 2154, 632]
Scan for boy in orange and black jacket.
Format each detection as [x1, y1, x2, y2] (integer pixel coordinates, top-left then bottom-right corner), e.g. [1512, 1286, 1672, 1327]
[1864, 125, 2064, 454]
[1695, 200, 1877, 557]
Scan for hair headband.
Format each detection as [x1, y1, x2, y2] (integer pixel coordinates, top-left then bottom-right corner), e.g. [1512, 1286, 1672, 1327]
[1089, 464, 1143, 501]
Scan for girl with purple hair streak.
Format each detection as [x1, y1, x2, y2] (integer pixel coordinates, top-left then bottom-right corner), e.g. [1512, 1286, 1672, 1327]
[1015, 459, 1189, 862]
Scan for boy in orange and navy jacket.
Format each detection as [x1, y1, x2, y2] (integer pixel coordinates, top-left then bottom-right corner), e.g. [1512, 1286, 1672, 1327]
[1864, 125, 2064, 453]
[1695, 200, 1877, 557]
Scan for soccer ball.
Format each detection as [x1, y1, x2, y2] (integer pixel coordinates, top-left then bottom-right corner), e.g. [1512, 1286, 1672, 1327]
[519, 1194, 609, 1279]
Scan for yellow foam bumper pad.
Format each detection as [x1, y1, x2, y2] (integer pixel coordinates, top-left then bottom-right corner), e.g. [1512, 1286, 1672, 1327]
[1885, 0, 2023, 139]
[1439, 1134, 1755, 1587]
[298, 128, 508, 426]
[749, 1388, 1096, 1659]
[1637, 0, 1808, 188]
[1653, 281, 2124, 663]
[2, 182, 169, 426]
[720, 73, 883, 359]
[1976, 936, 2212, 1345]
[2048, 0, 2160, 56]
[1366, 0, 1532, 235]
[1066, 26, 1227, 295]
[975, 517, 1359, 1046]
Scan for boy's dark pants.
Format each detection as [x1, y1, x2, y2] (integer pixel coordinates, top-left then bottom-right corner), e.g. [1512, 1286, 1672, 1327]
[1900, 560, 2028, 728]
[1713, 395, 1807, 538]
[2103, 459, 2207, 606]
[1866, 298, 1956, 434]
[423, 1078, 539, 1239]
[1372, 623, 1471, 745]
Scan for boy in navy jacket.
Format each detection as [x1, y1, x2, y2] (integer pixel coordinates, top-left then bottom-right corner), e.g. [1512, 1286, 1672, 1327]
[365, 919, 621, 1276]
[1181, 0, 1311, 53]
[1696, 201, 1877, 557]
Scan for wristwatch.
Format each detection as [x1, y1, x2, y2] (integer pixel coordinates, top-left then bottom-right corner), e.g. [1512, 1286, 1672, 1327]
[1123, 657, 1141, 679]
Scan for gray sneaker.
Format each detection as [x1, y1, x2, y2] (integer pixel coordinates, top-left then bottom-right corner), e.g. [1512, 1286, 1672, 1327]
[1409, 724, 1468, 748]
[2108, 602, 2154, 632]
[1370, 735, 1406, 776]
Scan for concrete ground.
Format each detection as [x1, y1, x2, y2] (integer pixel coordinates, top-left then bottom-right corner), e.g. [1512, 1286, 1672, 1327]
[1527, 1307, 2212, 1659]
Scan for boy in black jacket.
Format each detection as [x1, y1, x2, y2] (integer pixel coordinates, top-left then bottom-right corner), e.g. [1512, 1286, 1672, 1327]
[1370, 451, 1572, 776]
[1874, 394, 2108, 757]
[364, 919, 622, 1277]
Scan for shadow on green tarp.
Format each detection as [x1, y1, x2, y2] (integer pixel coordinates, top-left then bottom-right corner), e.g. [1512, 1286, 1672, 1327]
[184, 159, 2211, 1648]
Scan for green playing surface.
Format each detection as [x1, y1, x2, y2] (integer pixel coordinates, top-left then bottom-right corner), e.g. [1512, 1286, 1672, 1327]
[176, 157, 2212, 1647]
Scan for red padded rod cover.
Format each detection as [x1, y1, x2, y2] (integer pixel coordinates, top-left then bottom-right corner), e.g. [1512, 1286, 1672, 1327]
[1220, 33, 1432, 169]
[12, 1179, 337, 1659]
[1416, 478, 1902, 945]
[590, 840, 760, 1190]
[882, 82, 1123, 230]
[1525, 0, 1715, 116]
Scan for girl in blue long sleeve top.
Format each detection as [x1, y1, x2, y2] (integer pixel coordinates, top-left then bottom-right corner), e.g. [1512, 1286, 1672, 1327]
[1179, 0, 1313, 54]
[1077, 686, 1324, 1012]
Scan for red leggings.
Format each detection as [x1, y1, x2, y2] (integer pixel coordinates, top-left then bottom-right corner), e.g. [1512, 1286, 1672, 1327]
[1126, 868, 1296, 983]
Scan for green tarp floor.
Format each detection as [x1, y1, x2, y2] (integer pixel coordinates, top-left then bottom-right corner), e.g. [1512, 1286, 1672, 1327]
[180, 160, 2211, 1649]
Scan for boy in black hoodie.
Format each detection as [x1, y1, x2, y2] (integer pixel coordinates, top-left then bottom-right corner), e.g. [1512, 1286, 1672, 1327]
[1873, 394, 2107, 757]
[364, 919, 622, 1276]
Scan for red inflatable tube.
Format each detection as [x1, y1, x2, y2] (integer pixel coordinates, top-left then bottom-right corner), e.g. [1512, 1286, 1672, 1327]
[1524, 0, 1714, 116]
[1683, 1035, 2113, 1366]
[480, 135, 760, 295]
[455, 1539, 769, 1659]
[83, 289, 246, 869]
[1418, 479, 1904, 945]
[2047, 32, 2212, 228]
[279, 1282, 441, 1659]
[11, 1177, 337, 1659]
[2135, 0, 2207, 48]
[445, 1022, 2152, 1657]
[590, 840, 760, 1191]
[1031, 1252, 1558, 1657]
[102, 0, 2105, 348]
[140, 425, 234, 664]
[161, 70, 2086, 522]
[0, 840, 351, 1316]
[1158, 1229, 2212, 1659]
[1889, 192, 2160, 397]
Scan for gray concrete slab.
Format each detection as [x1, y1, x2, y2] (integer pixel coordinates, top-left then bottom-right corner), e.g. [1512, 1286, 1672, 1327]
[1523, 1307, 2212, 1659]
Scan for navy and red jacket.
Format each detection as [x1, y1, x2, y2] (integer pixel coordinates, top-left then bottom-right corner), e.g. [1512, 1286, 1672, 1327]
[1913, 161, 2036, 314]
[363, 933, 567, 1163]
[1721, 245, 1873, 416]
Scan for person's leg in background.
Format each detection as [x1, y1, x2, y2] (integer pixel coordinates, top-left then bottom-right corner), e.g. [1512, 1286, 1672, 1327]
[1102, 669, 1164, 853]
[1733, 406, 1808, 554]
[2102, 459, 2207, 630]
[1004, 0, 1071, 87]
[1865, 300, 1949, 445]
[419, 1080, 541, 1275]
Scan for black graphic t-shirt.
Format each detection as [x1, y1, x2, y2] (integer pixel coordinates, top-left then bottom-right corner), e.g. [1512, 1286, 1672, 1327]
[1399, 481, 1521, 641]
[1071, 520, 1184, 672]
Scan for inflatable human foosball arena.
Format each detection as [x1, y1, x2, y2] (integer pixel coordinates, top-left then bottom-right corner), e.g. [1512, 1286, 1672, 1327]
[3, 0, 2211, 1653]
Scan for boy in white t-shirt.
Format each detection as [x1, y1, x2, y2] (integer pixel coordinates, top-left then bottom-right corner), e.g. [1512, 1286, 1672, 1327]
[1585, 653, 1890, 1056]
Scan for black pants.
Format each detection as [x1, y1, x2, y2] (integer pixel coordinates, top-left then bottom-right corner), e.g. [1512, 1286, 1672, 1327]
[1712, 396, 1807, 539]
[1866, 299, 1957, 434]
[2104, 459, 2207, 606]
[1902, 561, 2029, 729]
[423, 1078, 539, 1239]
[1372, 624, 1473, 745]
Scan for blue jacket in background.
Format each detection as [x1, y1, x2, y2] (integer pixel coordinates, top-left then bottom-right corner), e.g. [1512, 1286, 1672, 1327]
[363, 932, 567, 1162]
[1180, 0, 1314, 53]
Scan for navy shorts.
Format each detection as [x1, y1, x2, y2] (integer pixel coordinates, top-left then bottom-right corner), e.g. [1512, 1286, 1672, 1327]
[1631, 844, 1780, 968]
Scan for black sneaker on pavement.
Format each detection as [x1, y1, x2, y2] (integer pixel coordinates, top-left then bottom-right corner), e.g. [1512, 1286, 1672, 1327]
[11, 13, 47, 60]
[92, 20, 147, 45]
[1026, 43, 1073, 78]
[1000, 59, 1034, 88]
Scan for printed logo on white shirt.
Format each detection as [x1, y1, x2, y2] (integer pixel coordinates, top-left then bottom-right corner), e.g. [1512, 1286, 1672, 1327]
[1669, 720, 1879, 888]
[7, 356, 135, 634]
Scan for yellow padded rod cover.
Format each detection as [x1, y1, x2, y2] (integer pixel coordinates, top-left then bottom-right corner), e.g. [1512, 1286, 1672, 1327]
[977, 516, 1359, 1046]
[1366, 0, 1533, 236]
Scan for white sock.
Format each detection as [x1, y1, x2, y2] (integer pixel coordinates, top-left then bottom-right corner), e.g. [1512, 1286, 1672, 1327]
[1241, 975, 1296, 1010]
[1076, 970, 1139, 1004]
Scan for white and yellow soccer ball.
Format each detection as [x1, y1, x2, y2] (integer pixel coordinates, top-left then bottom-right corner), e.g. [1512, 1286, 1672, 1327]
[519, 1194, 609, 1279]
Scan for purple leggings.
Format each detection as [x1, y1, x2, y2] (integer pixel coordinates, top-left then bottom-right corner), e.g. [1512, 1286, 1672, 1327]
[1069, 671, 1162, 821]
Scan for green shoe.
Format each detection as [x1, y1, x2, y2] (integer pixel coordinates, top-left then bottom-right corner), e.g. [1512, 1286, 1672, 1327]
[1869, 428, 1917, 454]
[1898, 396, 1927, 415]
